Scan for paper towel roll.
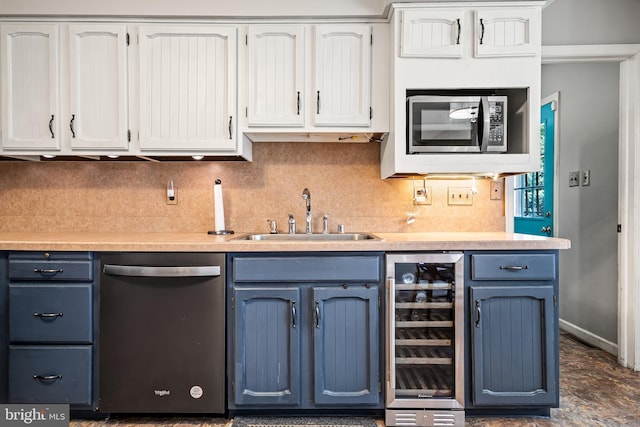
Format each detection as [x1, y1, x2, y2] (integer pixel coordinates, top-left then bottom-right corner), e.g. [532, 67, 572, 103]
[213, 179, 225, 232]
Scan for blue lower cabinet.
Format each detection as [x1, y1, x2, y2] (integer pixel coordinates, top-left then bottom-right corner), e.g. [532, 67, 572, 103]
[233, 287, 301, 406]
[228, 252, 383, 412]
[470, 285, 557, 406]
[313, 286, 379, 405]
[9, 345, 92, 405]
[465, 250, 560, 415]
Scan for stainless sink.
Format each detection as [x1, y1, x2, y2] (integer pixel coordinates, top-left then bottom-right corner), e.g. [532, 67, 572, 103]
[232, 232, 381, 241]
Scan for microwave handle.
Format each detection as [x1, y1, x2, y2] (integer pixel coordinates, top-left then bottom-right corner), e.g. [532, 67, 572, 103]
[479, 96, 491, 152]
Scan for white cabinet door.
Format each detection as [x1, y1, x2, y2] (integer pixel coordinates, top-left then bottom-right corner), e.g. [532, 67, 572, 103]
[474, 8, 539, 57]
[313, 25, 371, 127]
[1, 24, 60, 150]
[138, 26, 237, 152]
[400, 9, 464, 58]
[247, 25, 304, 127]
[68, 24, 129, 150]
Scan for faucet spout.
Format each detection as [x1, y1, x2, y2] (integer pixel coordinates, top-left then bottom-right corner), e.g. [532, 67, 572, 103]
[302, 188, 312, 234]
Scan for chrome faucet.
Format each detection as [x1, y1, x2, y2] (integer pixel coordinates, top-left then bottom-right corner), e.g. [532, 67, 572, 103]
[302, 188, 312, 234]
[288, 213, 296, 234]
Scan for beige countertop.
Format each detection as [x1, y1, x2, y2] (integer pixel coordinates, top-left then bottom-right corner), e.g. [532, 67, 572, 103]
[0, 231, 571, 252]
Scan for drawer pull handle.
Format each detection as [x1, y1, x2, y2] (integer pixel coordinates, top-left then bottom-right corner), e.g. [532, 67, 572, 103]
[499, 265, 529, 271]
[33, 374, 63, 381]
[33, 268, 63, 274]
[33, 312, 64, 318]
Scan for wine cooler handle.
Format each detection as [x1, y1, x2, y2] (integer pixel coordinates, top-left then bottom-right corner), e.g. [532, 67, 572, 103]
[475, 300, 481, 328]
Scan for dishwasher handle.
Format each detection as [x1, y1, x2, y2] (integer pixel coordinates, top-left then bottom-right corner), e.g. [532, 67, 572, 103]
[103, 264, 221, 278]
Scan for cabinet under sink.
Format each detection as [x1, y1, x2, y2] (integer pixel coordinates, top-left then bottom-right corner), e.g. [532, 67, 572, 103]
[226, 252, 384, 413]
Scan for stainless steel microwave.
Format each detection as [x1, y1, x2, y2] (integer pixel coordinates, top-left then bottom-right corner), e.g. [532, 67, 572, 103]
[407, 95, 507, 153]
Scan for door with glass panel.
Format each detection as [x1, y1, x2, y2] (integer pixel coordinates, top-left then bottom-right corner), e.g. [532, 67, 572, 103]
[514, 100, 555, 236]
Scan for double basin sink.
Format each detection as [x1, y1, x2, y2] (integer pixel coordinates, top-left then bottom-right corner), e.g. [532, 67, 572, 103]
[233, 232, 381, 241]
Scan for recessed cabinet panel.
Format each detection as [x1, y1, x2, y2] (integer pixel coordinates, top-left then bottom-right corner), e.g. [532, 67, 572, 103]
[313, 25, 371, 127]
[401, 10, 464, 58]
[0, 24, 60, 150]
[232, 287, 301, 406]
[247, 25, 304, 126]
[470, 285, 557, 406]
[68, 24, 129, 150]
[474, 9, 539, 57]
[138, 26, 237, 152]
[313, 286, 379, 405]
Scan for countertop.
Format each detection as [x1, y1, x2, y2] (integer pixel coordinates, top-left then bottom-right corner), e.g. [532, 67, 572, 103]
[0, 231, 571, 252]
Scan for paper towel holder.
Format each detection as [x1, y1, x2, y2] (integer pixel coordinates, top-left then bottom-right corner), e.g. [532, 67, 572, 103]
[208, 178, 235, 235]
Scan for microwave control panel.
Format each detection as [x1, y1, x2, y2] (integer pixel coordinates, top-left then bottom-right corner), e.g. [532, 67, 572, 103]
[488, 101, 506, 145]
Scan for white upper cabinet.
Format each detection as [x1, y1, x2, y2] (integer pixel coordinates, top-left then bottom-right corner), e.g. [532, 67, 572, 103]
[1, 24, 60, 151]
[474, 8, 539, 57]
[138, 25, 237, 152]
[313, 25, 372, 127]
[68, 24, 129, 151]
[400, 10, 464, 58]
[247, 25, 304, 127]
[400, 7, 539, 59]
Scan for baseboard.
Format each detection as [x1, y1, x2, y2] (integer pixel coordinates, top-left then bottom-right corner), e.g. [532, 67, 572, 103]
[559, 319, 618, 355]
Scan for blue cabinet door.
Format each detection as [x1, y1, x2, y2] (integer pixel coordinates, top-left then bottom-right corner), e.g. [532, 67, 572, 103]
[470, 285, 557, 406]
[233, 287, 301, 406]
[312, 285, 379, 405]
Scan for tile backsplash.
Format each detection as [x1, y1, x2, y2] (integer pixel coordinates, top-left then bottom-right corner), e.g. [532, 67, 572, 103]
[0, 142, 505, 233]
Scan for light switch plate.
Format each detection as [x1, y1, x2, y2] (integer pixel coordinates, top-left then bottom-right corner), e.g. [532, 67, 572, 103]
[582, 170, 591, 186]
[569, 171, 580, 187]
[448, 187, 473, 205]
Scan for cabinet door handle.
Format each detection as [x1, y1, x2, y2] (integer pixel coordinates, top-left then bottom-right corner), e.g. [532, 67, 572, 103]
[33, 268, 63, 275]
[479, 18, 485, 45]
[70, 114, 76, 138]
[33, 312, 64, 318]
[314, 300, 320, 328]
[297, 91, 301, 115]
[49, 115, 55, 138]
[33, 374, 63, 381]
[475, 300, 481, 328]
[228, 116, 233, 139]
[290, 300, 297, 329]
[456, 18, 461, 45]
[316, 91, 320, 114]
[499, 265, 529, 271]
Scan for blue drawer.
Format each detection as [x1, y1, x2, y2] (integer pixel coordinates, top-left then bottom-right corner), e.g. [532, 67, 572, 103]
[9, 259, 93, 282]
[233, 255, 381, 282]
[9, 285, 92, 344]
[471, 253, 557, 281]
[9, 345, 92, 405]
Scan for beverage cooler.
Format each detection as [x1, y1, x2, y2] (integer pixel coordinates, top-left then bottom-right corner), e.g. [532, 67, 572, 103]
[385, 253, 465, 427]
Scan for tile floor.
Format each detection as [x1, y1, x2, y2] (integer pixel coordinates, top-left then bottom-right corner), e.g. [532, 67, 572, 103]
[71, 332, 640, 427]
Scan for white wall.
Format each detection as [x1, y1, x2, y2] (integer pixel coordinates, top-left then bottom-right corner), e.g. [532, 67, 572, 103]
[542, 0, 640, 45]
[542, 62, 620, 346]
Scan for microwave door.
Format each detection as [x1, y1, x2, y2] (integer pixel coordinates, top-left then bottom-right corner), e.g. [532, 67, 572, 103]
[410, 96, 481, 152]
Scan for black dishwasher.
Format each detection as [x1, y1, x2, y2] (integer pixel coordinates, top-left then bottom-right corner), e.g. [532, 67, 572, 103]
[99, 253, 225, 414]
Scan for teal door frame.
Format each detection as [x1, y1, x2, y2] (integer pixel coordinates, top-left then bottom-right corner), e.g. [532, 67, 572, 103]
[513, 94, 558, 236]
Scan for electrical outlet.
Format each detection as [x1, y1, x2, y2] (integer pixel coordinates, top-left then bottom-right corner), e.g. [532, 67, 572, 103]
[490, 180, 504, 200]
[448, 187, 473, 206]
[582, 170, 591, 186]
[569, 171, 580, 187]
[413, 186, 432, 205]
